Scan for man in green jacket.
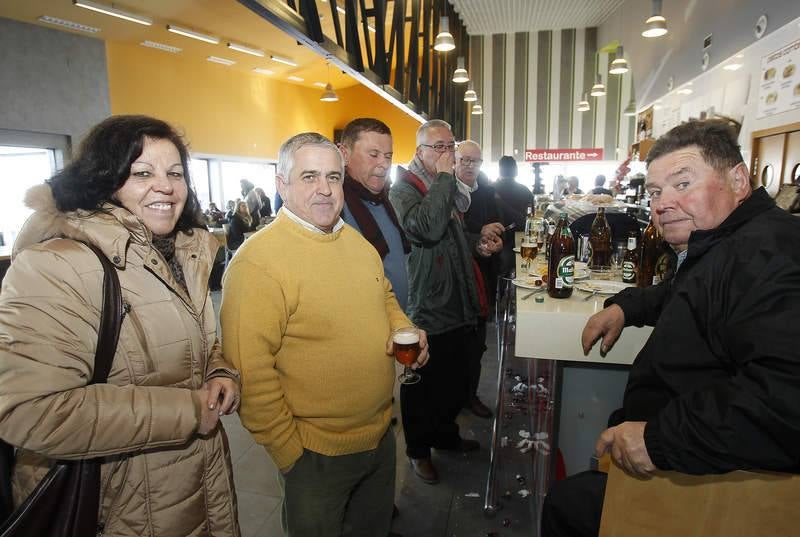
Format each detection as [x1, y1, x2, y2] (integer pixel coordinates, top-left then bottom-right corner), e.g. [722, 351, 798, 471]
[389, 120, 503, 484]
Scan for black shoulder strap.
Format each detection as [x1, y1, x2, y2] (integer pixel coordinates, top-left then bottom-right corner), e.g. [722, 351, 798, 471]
[77, 242, 124, 385]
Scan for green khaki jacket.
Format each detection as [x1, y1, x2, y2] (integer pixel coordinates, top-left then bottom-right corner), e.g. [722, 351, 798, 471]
[389, 167, 480, 335]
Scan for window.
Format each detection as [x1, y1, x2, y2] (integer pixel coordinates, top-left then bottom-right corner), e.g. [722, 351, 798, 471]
[219, 160, 277, 212]
[0, 146, 59, 247]
[190, 158, 210, 209]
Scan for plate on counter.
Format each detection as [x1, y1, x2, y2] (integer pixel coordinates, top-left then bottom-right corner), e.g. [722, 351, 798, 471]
[512, 278, 544, 290]
[574, 280, 633, 295]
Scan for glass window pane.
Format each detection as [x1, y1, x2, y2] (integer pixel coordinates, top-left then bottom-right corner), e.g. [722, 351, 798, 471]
[190, 158, 210, 210]
[220, 161, 277, 216]
[0, 146, 55, 246]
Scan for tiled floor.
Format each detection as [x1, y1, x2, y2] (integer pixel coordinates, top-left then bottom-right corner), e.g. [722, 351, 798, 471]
[214, 291, 506, 537]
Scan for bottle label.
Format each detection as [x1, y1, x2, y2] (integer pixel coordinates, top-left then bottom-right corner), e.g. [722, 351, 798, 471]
[556, 255, 575, 288]
[654, 253, 669, 284]
[623, 261, 636, 281]
[627, 237, 637, 250]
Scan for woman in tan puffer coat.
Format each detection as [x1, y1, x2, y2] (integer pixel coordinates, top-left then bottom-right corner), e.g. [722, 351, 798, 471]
[0, 115, 240, 536]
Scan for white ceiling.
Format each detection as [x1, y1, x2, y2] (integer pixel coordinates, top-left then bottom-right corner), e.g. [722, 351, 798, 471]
[450, 0, 626, 35]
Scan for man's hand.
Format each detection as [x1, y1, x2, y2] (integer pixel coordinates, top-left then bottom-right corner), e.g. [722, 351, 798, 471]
[477, 234, 503, 257]
[386, 328, 430, 369]
[480, 222, 505, 239]
[581, 304, 625, 356]
[595, 422, 656, 478]
[435, 150, 455, 175]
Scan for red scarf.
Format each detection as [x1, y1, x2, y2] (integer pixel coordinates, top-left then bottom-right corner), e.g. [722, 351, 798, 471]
[397, 168, 489, 318]
[343, 175, 410, 258]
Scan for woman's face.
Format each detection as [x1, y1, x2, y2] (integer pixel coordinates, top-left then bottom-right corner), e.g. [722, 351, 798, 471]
[237, 202, 249, 216]
[114, 137, 188, 236]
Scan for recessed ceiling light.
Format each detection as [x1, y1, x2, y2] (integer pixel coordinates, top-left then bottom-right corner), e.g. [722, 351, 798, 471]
[313, 82, 327, 88]
[723, 64, 743, 71]
[73, 0, 152, 26]
[167, 25, 219, 45]
[253, 68, 274, 75]
[227, 42, 265, 57]
[288, 75, 305, 82]
[38, 15, 100, 33]
[677, 88, 693, 95]
[270, 55, 298, 67]
[141, 41, 182, 53]
[207, 56, 236, 66]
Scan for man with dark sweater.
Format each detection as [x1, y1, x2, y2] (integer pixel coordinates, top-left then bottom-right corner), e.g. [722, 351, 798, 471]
[340, 118, 410, 311]
[541, 119, 800, 536]
[456, 140, 502, 418]
[493, 155, 532, 275]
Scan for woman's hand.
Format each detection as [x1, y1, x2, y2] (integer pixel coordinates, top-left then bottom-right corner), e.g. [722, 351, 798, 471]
[205, 377, 241, 416]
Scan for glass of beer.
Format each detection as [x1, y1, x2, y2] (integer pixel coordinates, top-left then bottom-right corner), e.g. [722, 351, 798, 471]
[520, 240, 538, 270]
[393, 326, 421, 385]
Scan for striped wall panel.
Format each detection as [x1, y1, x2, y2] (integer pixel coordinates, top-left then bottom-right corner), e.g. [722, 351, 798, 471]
[472, 27, 635, 163]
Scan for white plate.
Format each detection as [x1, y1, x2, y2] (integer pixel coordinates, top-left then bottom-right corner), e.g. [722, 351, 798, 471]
[574, 280, 633, 295]
[512, 278, 544, 290]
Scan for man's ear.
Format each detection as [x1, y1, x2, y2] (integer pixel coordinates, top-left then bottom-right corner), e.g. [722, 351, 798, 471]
[729, 162, 752, 202]
[338, 143, 350, 165]
[275, 175, 287, 199]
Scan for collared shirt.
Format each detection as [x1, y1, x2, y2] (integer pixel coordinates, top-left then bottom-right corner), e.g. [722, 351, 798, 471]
[676, 249, 688, 272]
[457, 176, 479, 193]
[280, 206, 345, 234]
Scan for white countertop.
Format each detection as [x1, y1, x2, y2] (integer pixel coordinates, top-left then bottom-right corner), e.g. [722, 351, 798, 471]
[512, 234, 651, 365]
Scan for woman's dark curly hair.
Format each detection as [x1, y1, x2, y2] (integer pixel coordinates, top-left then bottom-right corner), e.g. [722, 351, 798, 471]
[48, 115, 205, 233]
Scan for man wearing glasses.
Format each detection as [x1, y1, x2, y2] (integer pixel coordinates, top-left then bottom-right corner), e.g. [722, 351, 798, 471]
[456, 140, 504, 419]
[389, 121, 503, 484]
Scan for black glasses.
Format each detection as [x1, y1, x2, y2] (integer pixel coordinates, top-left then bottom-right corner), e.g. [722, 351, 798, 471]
[420, 143, 456, 153]
[458, 157, 483, 167]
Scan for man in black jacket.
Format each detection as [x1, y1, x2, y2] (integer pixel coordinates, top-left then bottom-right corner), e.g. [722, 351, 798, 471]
[541, 119, 800, 537]
[456, 140, 503, 418]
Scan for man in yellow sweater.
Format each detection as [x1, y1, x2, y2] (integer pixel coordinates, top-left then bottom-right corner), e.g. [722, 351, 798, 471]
[221, 132, 428, 537]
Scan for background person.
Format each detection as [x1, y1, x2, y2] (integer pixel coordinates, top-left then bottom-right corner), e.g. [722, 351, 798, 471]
[340, 117, 410, 311]
[541, 119, 800, 537]
[390, 120, 502, 485]
[240, 179, 261, 230]
[590, 174, 612, 196]
[254, 187, 272, 220]
[0, 115, 241, 537]
[226, 200, 252, 252]
[221, 132, 428, 537]
[456, 140, 502, 418]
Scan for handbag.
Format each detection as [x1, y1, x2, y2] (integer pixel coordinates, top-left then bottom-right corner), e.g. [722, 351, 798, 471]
[0, 241, 124, 537]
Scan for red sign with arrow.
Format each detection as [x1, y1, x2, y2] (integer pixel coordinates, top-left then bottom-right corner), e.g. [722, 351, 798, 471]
[524, 148, 604, 163]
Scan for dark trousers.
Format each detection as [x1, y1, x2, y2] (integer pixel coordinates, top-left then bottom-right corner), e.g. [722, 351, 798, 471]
[467, 317, 488, 398]
[401, 326, 477, 459]
[540, 470, 607, 537]
[279, 429, 396, 537]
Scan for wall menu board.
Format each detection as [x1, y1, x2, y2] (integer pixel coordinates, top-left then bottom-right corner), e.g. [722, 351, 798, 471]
[758, 37, 800, 119]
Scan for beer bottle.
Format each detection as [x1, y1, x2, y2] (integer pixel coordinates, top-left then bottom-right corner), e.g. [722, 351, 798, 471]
[588, 207, 612, 270]
[637, 217, 662, 287]
[547, 213, 575, 299]
[622, 231, 639, 284]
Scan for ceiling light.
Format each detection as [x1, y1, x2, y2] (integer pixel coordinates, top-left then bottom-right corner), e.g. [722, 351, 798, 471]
[227, 42, 265, 57]
[367, 25, 376, 33]
[288, 75, 304, 82]
[653, 100, 663, 110]
[38, 15, 100, 33]
[723, 63, 743, 71]
[577, 93, 590, 112]
[609, 46, 629, 75]
[452, 57, 469, 83]
[623, 99, 637, 116]
[271, 54, 298, 67]
[677, 88, 693, 95]
[320, 83, 339, 102]
[313, 82, 327, 88]
[207, 56, 235, 66]
[471, 104, 483, 115]
[141, 41, 182, 53]
[642, 0, 668, 38]
[253, 68, 274, 75]
[73, 0, 152, 26]
[590, 74, 606, 96]
[167, 25, 219, 44]
[336, 6, 346, 15]
[463, 83, 478, 102]
[434, 16, 456, 52]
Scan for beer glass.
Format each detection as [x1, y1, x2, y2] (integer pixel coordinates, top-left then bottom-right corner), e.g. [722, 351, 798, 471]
[393, 327, 421, 385]
[520, 241, 538, 270]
